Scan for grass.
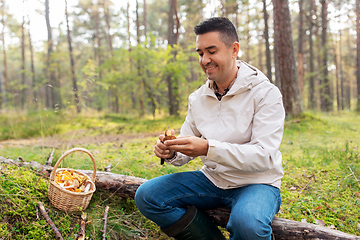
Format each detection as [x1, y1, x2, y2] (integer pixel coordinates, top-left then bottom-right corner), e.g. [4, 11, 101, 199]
[0, 110, 360, 238]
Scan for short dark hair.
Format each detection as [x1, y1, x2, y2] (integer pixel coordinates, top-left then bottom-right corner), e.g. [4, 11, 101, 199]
[194, 17, 239, 47]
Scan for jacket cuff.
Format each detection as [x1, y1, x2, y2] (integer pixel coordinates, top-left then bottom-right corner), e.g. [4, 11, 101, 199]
[206, 139, 216, 159]
[164, 152, 178, 163]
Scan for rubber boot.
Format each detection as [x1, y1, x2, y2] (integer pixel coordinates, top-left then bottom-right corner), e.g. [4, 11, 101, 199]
[161, 206, 226, 240]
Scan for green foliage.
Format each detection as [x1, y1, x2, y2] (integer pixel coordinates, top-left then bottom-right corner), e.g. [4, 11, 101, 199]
[0, 111, 65, 141]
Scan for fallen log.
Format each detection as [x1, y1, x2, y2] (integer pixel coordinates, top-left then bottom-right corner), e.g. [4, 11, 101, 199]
[1, 157, 360, 239]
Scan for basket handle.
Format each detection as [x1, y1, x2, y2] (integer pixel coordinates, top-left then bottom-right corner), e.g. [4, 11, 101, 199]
[50, 148, 97, 182]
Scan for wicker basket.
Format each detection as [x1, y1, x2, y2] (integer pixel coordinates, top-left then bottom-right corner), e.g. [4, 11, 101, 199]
[48, 148, 97, 212]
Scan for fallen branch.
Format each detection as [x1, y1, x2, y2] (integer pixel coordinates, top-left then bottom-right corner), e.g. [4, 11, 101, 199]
[104, 164, 112, 172]
[2, 158, 360, 239]
[102, 205, 110, 240]
[45, 148, 55, 166]
[78, 212, 87, 240]
[38, 202, 64, 240]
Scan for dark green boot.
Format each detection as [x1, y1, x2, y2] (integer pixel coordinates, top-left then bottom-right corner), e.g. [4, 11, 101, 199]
[161, 206, 226, 240]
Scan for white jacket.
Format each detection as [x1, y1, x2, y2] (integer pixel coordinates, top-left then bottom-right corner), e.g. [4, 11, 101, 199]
[168, 60, 285, 189]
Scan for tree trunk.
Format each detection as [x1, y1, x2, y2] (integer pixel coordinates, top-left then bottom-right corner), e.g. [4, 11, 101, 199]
[136, 0, 145, 117]
[0, 66, 4, 110]
[1, 0, 7, 108]
[297, 0, 304, 97]
[263, 0, 272, 82]
[315, 1, 323, 110]
[339, 30, 345, 110]
[346, 29, 352, 109]
[126, 2, 136, 111]
[28, 18, 36, 105]
[104, 0, 118, 113]
[258, 28, 263, 70]
[143, 0, 147, 37]
[103, 0, 113, 55]
[245, 1, 250, 63]
[334, 37, 340, 111]
[65, 0, 81, 113]
[94, 2, 102, 82]
[273, 0, 302, 117]
[166, 0, 180, 116]
[21, 12, 26, 109]
[356, 0, 360, 111]
[320, 0, 331, 112]
[45, 0, 55, 108]
[1, 158, 359, 240]
[307, 0, 316, 110]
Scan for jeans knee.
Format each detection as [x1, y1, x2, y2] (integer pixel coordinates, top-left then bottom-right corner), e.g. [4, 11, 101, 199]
[134, 182, 150, 212]
[228, 215, 272, 240]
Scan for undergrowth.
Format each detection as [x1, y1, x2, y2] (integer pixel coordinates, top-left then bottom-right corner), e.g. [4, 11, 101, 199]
[0, 111, 360, 238]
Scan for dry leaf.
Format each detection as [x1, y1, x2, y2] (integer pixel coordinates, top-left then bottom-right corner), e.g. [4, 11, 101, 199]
[315, 219, 326, 227]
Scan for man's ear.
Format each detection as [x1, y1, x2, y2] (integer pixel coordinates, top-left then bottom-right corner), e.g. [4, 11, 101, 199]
[232, 42, 240, 59]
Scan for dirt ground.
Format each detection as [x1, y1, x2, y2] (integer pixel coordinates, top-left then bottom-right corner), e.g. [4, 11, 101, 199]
[0, 130, 161, 149]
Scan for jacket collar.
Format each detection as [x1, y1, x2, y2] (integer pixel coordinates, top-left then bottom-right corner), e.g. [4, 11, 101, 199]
[203, 60, 269, 97]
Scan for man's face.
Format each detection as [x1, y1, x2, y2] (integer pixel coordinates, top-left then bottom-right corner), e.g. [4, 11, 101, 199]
[196, 31, 238, 85]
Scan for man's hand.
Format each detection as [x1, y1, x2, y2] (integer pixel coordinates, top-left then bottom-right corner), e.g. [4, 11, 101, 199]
[154, 131, 176, 160]
[164, 136, 209, 157]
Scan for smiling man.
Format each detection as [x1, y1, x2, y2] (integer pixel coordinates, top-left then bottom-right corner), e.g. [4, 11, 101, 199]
[135, 17, 285, 240]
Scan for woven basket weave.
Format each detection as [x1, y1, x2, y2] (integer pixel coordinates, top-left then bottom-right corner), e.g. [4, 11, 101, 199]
[48, 148, 97, 212]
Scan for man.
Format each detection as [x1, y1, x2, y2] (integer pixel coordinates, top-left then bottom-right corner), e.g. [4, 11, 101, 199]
[135, 17, 285, 240]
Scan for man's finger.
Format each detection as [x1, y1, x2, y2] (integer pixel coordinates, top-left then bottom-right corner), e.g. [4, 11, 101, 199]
[164, 137, 187, 146]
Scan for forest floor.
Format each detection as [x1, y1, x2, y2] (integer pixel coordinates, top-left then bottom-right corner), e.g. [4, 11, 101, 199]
[0, 130, 161, 149]
[1, 111, 360, 239]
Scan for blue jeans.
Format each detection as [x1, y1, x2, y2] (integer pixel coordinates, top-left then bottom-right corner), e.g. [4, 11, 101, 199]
[135, 171, 281, 240]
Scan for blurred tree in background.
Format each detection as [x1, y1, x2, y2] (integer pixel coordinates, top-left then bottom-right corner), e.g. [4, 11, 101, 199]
[0, 0, 359, 118]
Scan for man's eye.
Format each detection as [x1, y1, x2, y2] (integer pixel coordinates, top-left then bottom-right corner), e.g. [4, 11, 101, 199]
[199, 53, 204, 57]
[209, 51, 215, 54]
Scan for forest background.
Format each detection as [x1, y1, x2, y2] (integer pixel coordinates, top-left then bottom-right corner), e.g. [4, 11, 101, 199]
[0, 0, 360, 239]
[0, 0, 359, 117]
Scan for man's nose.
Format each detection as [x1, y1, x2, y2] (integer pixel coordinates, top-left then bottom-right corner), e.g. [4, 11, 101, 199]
[201, 53, 211, 66]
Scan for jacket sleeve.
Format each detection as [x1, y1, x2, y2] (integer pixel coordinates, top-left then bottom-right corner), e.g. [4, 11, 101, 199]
[205, 85, 285, 173]
[165, 93, 199, 166]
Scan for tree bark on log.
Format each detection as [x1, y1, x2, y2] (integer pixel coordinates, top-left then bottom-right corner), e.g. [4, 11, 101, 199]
[1, 157, 359, 240]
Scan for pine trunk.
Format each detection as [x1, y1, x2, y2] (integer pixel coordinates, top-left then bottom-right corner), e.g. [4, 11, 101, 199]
[297, 0, 304, 97]
[45, 0, 54, 108]
[273, 0, 302, 116]
[143, 0, 147, 37]
[263, 0, 272, 82]
[166, 0, 179, 116]
[21, 14, 26, 109]
[28, 19, 36, 105]
[103, 0, 113, 55]
[136, 0, 145, 117]
[1, 0, 7, 107]
[339, 31, 345, 110]
[346, 29, 352, 109]
[356, 0, 360, 110]
[320, 0, 331, 111]
[65, 0, 80, 113]
[308, 0, 316, 110]
[333, 38, 340, 111]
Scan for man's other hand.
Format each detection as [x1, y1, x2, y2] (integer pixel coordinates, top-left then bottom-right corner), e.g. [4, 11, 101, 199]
[164, 136, 209, 157]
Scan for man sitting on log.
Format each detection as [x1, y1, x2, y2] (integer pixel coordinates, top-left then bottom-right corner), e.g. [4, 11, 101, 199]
[135, 17, 285, 240]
